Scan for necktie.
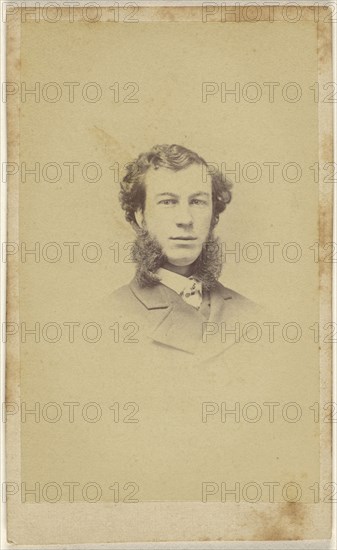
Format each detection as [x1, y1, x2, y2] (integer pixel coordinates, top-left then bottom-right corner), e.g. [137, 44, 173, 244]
[180, 277, 203, 310]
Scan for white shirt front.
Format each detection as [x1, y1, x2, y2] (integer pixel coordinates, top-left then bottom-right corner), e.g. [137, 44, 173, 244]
[157, 268, 199, 297]
[157, 268, 211, 317]
[157, 268, 204, 310]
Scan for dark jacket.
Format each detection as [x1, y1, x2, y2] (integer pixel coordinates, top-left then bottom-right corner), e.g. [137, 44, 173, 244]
[103, 277, 258, 364]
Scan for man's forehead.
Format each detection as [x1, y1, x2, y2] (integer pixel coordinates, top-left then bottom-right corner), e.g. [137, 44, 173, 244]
[144, 165, 212, 194]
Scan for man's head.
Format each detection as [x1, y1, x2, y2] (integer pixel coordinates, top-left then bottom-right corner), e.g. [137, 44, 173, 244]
[119, 144, 232, 274]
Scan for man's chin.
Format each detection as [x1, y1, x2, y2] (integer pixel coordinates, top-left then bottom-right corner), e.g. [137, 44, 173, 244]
[166, 256, 199, 268]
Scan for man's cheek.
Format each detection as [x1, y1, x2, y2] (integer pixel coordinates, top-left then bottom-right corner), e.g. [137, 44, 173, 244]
[198, 219, 212, 239]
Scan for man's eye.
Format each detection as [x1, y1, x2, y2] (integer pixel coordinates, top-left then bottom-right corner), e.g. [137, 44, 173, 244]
[191, 198, 207, 206]
[158, 199, 177, 205]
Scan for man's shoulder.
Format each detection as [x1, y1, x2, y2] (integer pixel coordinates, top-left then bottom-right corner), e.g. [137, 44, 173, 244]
[110, 282, 134, 302]
[212, 281, 253, 303]
[93, 280, 145, 323]
[211, 281, 261, 318]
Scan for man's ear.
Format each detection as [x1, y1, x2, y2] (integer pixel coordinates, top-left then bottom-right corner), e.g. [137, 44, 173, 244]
[210, 214, 219, 230]
[134, 209, 144, 229]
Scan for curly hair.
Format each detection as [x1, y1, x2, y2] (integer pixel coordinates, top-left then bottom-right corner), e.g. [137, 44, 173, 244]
[119, 144, 232, 229]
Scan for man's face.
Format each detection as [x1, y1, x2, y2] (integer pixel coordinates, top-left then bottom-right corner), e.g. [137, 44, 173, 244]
[137, 164, 213, 268]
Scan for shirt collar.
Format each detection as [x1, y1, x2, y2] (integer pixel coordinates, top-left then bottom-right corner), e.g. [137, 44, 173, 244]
[157, 268, 202, 297]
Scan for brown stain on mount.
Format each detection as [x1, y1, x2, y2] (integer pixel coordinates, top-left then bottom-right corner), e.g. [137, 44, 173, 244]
[252, 502, 306, 540]
[89, 126, 130, 161]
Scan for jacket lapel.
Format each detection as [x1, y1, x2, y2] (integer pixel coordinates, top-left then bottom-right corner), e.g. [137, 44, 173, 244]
[201, 283, 240, 358]
[149, 300, 206, 354]
[130, 278, 243, 358]
[130, 278, 206, 354]
[208, 283, 234, 323]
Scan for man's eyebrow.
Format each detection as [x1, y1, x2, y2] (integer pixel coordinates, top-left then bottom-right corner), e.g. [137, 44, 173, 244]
[154, 191, 211, 199]
[189, 192, 211, 198]
[155, 192, 179, 198]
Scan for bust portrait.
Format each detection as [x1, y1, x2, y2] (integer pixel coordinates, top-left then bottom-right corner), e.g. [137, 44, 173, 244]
[108, 144, 257, 361]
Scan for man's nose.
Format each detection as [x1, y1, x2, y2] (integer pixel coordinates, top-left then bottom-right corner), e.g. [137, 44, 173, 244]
[174, 204, 193, 226]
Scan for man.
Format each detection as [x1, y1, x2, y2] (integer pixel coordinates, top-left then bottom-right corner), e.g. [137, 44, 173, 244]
[108, 144, 257, 362]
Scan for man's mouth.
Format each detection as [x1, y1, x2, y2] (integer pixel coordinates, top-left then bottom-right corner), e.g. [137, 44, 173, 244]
[170, 236, 197, 241]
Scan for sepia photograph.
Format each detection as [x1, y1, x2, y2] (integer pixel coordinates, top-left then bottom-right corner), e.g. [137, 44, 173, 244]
[1, 1, 335, 547]
[108, 143, 259, 360]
